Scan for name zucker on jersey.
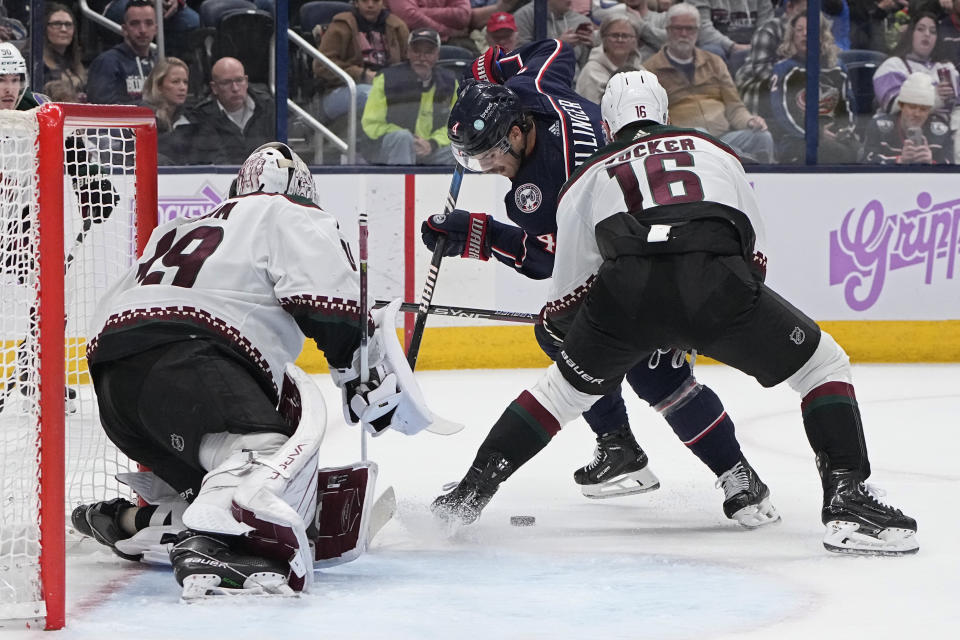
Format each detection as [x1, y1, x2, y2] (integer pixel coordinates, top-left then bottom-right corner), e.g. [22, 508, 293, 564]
[604, 136, 697, 166]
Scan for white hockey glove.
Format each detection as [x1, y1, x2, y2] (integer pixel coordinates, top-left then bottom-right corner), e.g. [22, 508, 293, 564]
[330, 299, 442, 436]
[329, 328, 401, 435]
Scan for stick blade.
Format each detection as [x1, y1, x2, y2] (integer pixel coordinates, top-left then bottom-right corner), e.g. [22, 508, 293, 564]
[426, 415, 466, 436]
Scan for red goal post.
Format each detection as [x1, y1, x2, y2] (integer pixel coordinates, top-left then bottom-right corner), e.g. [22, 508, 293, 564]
[0, 103, 157, 630]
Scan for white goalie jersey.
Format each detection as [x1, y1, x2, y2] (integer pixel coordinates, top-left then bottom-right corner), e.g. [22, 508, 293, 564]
[88, 192, 361, 396]
[546, 127, 768, 322]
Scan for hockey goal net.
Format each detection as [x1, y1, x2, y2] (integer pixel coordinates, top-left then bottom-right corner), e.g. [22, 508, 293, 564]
[0, 104, 157, 630]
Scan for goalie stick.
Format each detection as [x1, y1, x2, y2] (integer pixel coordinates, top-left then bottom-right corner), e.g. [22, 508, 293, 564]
[406, 164, 464, 371]
[374, 300, 537, 324]
[359, 211, 370, 461]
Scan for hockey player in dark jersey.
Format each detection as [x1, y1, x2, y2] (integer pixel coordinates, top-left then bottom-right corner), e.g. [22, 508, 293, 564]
[439, 70, 918, 555]
[423, 40, 778, 527]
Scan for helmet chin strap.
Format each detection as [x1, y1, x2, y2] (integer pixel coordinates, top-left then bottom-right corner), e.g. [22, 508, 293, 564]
[506, 130, 528, 163]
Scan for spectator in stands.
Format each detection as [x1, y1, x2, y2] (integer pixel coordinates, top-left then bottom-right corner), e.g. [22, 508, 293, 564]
[361, 27, 457, 164]
[591, 0, 669, 60]
[863, 70, 953, 162]
[848, 0, 907, 52]
[470, 0, 522, 33]
[43, 3, 86, 102]
[515, 0, 595, 66]
[388, 0, 476, 51]
[769, 11, 859, 163]
[873, 11, 959, 119]
[143, 56, 189, 133]
[576, 17, 644, 103]
[0, 5, 26, 51]
[87, 0, 157, 104]
[642, 2, 774, 162]
[736, 0, 807, 118]
[484, 11, 518, 52]
[185, 57, 275, 164]
[688, 0, 772, 59]
[315, 0, 409, 123]
[104, 0, 200, 59]
[940, 0, 960, 62]
[43, 78, 79, 101]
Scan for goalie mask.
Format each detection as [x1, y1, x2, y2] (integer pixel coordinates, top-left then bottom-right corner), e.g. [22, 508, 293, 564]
[236, 142, 317, 204]
[0, 42, 28, 109]
[600, 70, 669, 141]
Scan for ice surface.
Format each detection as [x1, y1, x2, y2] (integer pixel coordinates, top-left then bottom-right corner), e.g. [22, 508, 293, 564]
[8, 364, 959, 639]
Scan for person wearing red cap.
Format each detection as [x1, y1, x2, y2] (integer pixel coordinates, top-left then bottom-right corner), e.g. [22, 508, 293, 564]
[485, 11, 518, 51]
[469, 0, 522, 30]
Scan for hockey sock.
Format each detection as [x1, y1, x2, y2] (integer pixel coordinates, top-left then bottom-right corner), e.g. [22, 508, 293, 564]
[474, 391, 559, 471]
[653, 378, 741, 476]
[581, 387, 630, 438]
[801, 382, 871, 480]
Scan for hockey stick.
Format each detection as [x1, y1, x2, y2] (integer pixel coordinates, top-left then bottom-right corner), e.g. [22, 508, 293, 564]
[374, 300, 537, 325]
[367, 485, 397, 544]
[406, 164, 465, 371]
[358, 211, 370, 461]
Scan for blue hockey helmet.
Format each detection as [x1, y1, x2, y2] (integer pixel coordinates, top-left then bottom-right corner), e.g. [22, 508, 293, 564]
[447, 81, 527, 171]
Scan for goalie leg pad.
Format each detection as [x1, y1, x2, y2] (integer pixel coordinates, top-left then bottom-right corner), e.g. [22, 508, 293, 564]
[312, 462, 378, 567]
[229, 364, 327, 592]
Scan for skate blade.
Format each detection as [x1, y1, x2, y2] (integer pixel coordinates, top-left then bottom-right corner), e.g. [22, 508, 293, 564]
[180, 573, 296, 601]
[731, 496, 781, 529]
[581, 467, 661, 499]
[822, 520, 919, 556]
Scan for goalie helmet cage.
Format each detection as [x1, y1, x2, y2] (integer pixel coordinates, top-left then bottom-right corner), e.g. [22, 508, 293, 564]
[0, 104, 157, 630]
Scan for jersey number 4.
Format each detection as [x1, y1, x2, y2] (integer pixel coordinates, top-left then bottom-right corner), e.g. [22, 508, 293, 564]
[607, 151, 705, 209]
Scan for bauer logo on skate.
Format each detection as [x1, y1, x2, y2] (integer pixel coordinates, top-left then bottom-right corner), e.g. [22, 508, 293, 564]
[828, 191, 960, 311]
[158, 184, 223, 221]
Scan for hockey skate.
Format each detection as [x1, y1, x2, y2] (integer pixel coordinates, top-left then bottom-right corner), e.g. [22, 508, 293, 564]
[71, 497, 143, 561]
[820, 470, 918, 556]
[431, 452, 514, 526]
[573, 425, 660, 498]
[715, 458, 780, 528]
[168, 531, 295, 600]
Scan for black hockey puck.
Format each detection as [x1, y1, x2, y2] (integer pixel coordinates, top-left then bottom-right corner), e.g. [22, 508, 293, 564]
[510, 515, 535, 527]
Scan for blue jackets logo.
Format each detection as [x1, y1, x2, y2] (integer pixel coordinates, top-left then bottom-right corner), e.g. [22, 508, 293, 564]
[515, 183, 542, 213]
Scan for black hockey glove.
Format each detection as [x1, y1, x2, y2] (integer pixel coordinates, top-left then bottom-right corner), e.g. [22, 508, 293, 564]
[421, 209, 492, 260]
[73, 175, 119, 225]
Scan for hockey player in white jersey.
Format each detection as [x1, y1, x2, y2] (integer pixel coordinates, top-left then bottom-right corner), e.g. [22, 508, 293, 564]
[73, 142, 436, 597]
[435, 71, 918, 556]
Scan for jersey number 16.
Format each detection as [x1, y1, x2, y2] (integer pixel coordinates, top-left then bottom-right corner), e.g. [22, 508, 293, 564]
[607, 151, 705, 210]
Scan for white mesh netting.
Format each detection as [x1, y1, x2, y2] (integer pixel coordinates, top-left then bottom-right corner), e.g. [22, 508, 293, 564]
[1, 107, 147, 624]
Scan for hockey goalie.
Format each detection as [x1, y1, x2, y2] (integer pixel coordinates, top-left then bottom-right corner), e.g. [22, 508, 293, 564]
[74, 142, 437, 598]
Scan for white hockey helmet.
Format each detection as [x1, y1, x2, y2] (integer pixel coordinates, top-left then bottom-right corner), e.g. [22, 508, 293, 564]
[601, 70, 669, 140]
[236, 142, 317, 204]
[0, 42, 28, 108]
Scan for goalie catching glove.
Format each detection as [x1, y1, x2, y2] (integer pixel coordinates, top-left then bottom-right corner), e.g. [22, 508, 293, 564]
[330, 298, 437, 436]
[421, 209, 492, 261]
